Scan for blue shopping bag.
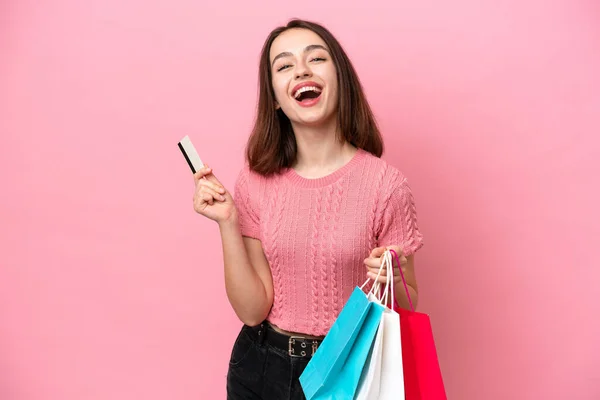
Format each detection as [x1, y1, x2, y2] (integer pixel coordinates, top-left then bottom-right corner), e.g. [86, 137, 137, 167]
[299, 286, 385, 399]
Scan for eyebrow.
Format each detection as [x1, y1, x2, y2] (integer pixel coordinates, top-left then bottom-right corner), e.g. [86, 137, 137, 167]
[271, 44, 330, 67]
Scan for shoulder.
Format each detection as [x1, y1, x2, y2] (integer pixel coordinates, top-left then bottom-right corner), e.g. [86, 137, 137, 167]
[359, 149, 409, 192]
[234, 164, 256, 200]
[236, 163, 256, 183]
[234, 163, 283, 200]
[235, 164, 264, 189]
[236, 163, 279, 187]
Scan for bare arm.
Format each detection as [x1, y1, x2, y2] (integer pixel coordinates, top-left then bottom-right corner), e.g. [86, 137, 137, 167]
[192, 165, 274, 326]
[392, 254, 418, 311]
[219, 218, 274, 326]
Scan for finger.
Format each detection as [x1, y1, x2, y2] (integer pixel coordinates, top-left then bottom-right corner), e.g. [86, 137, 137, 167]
[363, 257, 383, 269]
[200, 191, 216, 206]
[369, 246, 386, 257]
[193, 166, 213, 182]
[367, 271, 389, 283]
[366, 265, 388, 277]
[393, 266, 409, 279]
[391, 254, 408, 266]
[197, 178, 226, 195]
[367, 264, 406, 278]
[198, 187, 226, 202]
[202, 164, 225, 186]
[386, 246, 404, 258]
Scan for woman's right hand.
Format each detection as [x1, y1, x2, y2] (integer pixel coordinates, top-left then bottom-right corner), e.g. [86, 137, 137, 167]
[193, 165, 237, 225]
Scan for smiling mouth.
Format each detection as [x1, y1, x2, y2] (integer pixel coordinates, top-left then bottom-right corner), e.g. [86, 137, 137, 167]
[293, 86, 322, 103]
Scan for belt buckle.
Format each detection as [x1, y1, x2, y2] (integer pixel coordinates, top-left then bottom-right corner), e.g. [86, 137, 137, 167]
[289, 336, 319, 358]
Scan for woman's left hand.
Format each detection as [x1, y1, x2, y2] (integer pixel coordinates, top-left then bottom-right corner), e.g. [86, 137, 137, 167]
[364, 245, 407, 284]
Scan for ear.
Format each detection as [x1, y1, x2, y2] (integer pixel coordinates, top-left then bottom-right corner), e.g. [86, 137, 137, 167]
[274, 101, 281, 110]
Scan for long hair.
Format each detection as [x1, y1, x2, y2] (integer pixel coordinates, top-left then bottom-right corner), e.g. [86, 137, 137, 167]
[246, 19, 384, 175]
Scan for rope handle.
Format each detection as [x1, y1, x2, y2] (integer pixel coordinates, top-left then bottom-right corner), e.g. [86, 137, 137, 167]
[389, 248, 415, 312]
[360, 248, 406, 311]
[359, 248, 414, 312]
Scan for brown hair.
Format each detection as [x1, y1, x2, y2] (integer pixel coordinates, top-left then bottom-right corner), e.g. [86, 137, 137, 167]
[246, 19, 384, 175]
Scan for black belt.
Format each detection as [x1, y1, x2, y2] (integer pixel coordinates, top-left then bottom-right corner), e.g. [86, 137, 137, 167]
[250, 322, 324, 359]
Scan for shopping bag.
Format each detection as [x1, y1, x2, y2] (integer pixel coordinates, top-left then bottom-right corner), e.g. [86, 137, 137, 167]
[389, 249, 448, 400]
[299, 286, 383, 399]
[356, 250, 405, 400]
[322, 297, 384, 399]
[378, 250, 405, 399]
[379, 306, 405, 398]
[354, 294, 384, 400]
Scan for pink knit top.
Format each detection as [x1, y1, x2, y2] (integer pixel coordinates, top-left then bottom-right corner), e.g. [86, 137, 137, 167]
[233, 148, 424, 336]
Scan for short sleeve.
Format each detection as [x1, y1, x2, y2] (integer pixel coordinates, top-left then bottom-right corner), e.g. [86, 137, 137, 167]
[233, 166, 261, 240]
[376, 172, 424, 256]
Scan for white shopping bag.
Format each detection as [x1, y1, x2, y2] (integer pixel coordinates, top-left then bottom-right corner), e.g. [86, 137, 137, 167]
[378, 250, 405, 399]
[354, 294, 385, 400]
[379, 304, 404, 398]
[356, 250, 406, 399]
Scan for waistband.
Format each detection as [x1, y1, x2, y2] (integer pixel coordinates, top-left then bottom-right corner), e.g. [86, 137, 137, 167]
[247, 322, 324, 360]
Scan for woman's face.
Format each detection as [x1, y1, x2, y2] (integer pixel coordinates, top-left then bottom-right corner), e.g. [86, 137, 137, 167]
[269, 28, 339, 128]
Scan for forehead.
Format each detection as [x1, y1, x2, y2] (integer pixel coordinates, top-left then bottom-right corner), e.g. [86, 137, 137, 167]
[269, 28, 328, 61]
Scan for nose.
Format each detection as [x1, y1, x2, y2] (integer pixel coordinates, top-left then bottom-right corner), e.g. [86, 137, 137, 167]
[294, 60, 312, 79]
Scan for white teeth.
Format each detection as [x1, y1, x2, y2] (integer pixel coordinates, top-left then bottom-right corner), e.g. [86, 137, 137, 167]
[294, 86, 322, 99]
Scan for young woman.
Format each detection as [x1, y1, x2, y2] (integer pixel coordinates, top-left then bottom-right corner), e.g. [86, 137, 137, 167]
[192, 19, 424, 400]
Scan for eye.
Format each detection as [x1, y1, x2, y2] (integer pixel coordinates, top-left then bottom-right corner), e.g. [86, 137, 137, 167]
[311, 57, 326, 62]
[276, 64, 291, 72]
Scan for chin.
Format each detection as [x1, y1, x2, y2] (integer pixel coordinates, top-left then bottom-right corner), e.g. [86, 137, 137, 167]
[293, 117, 330, 129]
[291, 108, 336, 128]
[298, 113, 327, 125]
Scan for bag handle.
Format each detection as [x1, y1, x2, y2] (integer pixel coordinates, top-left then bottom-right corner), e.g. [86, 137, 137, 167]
[359, 254, 387, 296]
[361, 250, 395, 308]
[388, 248, 415, 312]
[360, 250, 395, 305]
[383, 251, 396, 310]
[379, 250, 394, 308]
[360, 248, 415, 312]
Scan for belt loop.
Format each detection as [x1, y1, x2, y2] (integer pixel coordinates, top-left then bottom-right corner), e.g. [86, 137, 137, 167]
[257, 322, 266, 345]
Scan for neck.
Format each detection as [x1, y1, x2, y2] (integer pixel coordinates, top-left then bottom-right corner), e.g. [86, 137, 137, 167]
[291, 119, 357, 178]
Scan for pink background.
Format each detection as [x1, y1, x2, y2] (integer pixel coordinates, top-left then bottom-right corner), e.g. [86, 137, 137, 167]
[1, 0, 599, 399]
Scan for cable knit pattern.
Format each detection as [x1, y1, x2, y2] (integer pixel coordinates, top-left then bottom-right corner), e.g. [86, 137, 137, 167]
[266, 181, 286, 321]
[233, 168, 260, 240]
[329, 180, 343, 320]
[376, 169, 425, 256]
[233, 148, 424, 336]
[368, 161, 388, 247]
[309, 192, 321, 333]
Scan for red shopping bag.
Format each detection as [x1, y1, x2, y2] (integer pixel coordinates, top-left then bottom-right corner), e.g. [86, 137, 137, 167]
[389, 250, 447, 400]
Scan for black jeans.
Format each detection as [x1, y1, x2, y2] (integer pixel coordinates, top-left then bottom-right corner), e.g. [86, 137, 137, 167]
[226, 324, 310, 400]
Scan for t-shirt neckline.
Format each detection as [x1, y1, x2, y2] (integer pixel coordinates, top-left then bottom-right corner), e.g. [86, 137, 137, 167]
[283, 148, 367, 188]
